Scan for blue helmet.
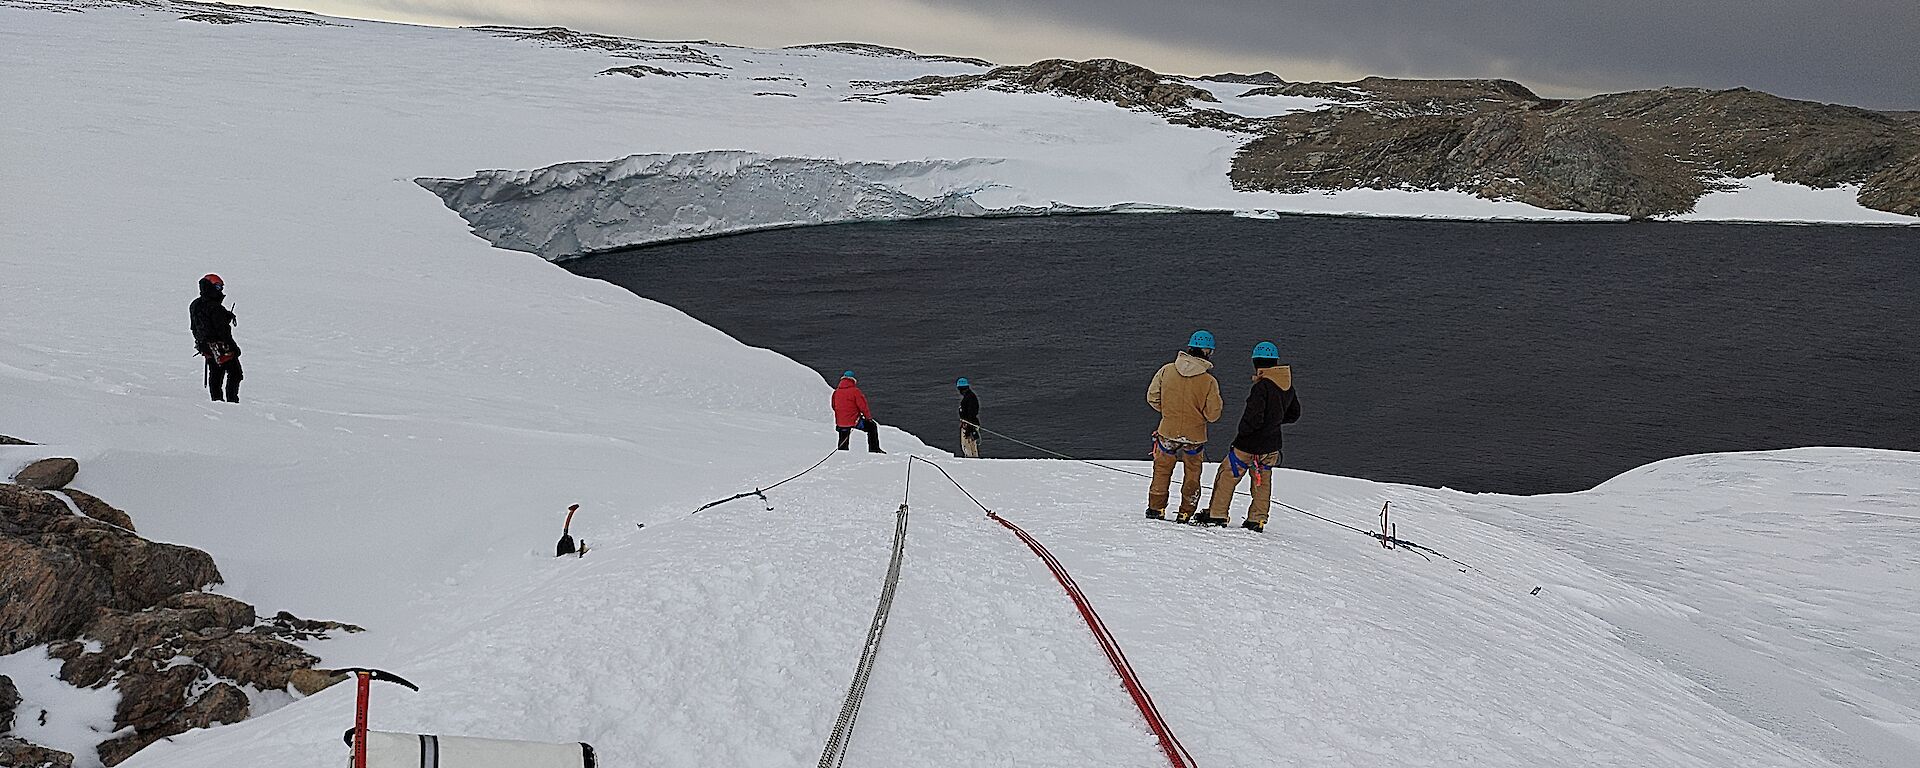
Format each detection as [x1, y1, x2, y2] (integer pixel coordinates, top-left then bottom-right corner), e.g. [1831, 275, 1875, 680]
[956, 377, 970, 388]
[1187, 330, 1216, 350]
[1252, 341, 1279, 359]
[842, 370, 856, 380]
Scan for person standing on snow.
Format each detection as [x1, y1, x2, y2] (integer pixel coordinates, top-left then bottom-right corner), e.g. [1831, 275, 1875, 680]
[1145, 330, 1224, 522]
[190, 273, 243, 403]
[832, 371, 884, 453]
[957, 377, 981, 458]
[1202, 342, 1301, 531]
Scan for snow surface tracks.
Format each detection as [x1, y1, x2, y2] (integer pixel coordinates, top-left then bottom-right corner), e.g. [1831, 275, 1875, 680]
[740, 450, 1462, 768]
[699, 451, 1206, 766]
[706, 436, 1484, 768]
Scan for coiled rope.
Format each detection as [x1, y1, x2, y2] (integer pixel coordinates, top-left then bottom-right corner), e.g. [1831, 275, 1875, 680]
[908, 456, 1199, 768]
[692, 449, 838, 514]
[969, 424, 1470, 569]
[814, 462, 914, 768]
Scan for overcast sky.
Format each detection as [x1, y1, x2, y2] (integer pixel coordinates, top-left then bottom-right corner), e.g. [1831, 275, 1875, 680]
[281, 0, 1918, 109]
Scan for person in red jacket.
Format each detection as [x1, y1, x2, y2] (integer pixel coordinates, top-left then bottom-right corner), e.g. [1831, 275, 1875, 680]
[831, 371, 884, 453]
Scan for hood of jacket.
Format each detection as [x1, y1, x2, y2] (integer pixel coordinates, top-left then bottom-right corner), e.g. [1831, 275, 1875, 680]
[1172, 351, 1213, 377]
[1254, 365, 1292, 390]
[837, 377, 858, 389]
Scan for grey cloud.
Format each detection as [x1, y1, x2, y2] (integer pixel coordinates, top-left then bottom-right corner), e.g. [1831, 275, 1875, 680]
[291, 0, 1919, 108]
[947, 0, 1920, 108]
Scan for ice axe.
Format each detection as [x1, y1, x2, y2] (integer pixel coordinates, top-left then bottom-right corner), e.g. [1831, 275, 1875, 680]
[557, 504, 580, 557]
[335, 667, 419, 768]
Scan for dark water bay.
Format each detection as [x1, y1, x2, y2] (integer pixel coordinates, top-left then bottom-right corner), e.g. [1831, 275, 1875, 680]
[567, 214, 1919, 494]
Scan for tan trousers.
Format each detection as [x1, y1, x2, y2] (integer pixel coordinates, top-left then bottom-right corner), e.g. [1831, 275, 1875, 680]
[960, 423, 980, 458]
[1148, 441, 1206, 516]
[1206, 447, 1280, 524]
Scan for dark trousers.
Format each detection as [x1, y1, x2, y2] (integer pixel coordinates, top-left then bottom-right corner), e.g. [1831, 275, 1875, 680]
[837, 421, 882, 453]
[207, 358, 242, 402]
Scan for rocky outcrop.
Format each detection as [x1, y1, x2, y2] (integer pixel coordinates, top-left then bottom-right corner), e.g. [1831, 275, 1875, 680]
[1202, 71, 1286, 86]
[42, 593, 354, 765]
[1232, 83, 1920, 218]
[785, 42, 989, 67]
[882, 58, 1218, 112]
[58, 489, 135, 531]
[1, 457, 360, 766]
[289, 667, 349, 696]
[598, 64, 717, 79]
[0, 737, 73, 768]
[478, 25, 732, 70]
[0, 487, 223, 624]
[256, 610, 363, 642]
[1244, 76, 1540, 116]
[0, 533, 111, 655]
[1858, 151, 1920, 216]
[95, 680, 248, 766]
[12, 458, 78, 490]
[0, 435, 33, 445]
[0, 674, 18, 732]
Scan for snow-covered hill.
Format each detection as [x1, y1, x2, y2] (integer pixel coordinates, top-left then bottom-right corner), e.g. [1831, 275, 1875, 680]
[2, 3, 1916, 768]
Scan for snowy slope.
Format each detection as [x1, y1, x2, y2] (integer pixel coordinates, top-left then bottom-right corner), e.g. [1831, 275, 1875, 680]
[2, 4, 1916, 768]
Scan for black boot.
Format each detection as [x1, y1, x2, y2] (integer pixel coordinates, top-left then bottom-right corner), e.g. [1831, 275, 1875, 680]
[1197, 515, 1228, 527]
[1241, 520, 1264, 532]
[1146, 509, 1165, 520]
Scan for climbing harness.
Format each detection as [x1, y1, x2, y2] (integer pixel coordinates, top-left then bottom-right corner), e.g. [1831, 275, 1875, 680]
[905, 456, 1198, 768]
[972, 424, 1472, 570]
[815, 463, 914, 768]
[1224, 449, 1275, 484]
[1152, 434, 1206, 457]
[691, 449, 838, 514]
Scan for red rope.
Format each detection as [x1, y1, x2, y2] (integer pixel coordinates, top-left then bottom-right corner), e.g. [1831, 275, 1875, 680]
[987, 512, 1197, 768]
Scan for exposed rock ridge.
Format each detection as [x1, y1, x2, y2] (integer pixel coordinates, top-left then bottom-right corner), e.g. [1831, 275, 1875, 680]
[1232, 82, 1920, 217]
[785, 42, 990, 67]
[1, 456, 359, 766]
[881, 58, 1221, 112]
[1244, 76, 1541, 117]
[476, 25, 732, 70]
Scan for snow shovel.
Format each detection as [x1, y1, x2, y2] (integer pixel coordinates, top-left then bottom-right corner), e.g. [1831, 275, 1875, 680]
[556, 504, 579, 557]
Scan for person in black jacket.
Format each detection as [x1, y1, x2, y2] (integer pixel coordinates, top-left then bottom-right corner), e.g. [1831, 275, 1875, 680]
[190, 273, 243, 403]
[1199, 341, 1300, 531]
[957, 377, 981, 458]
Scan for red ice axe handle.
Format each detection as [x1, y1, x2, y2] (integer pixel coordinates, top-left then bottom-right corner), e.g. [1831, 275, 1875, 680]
[563, 507, 578, 533]
[336, 668, 420, 768]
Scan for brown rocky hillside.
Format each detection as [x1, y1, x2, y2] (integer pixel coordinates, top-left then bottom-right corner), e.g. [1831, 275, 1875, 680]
[879, 60, 1920, 219]
[1232, 82, 1920, 217]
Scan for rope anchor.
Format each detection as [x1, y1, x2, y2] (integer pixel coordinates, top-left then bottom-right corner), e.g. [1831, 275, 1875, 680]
[691, 450, 836, 514]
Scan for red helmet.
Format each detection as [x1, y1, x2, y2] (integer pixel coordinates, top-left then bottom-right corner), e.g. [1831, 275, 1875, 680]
[202, 273, 224, 287]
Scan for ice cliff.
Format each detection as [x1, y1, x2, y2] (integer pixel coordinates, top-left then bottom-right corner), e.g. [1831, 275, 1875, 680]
[418, 151, 1132, 260]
